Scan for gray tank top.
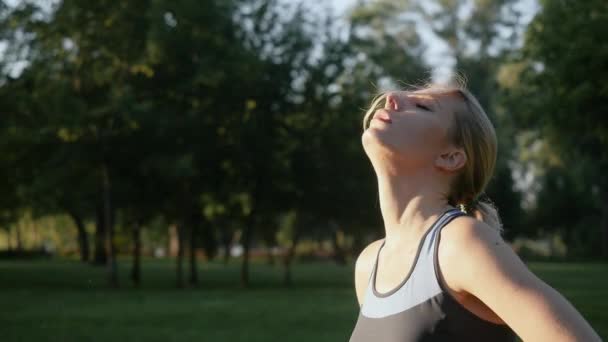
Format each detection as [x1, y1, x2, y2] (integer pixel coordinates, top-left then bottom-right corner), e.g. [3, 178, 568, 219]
[349, 208, 516, 342]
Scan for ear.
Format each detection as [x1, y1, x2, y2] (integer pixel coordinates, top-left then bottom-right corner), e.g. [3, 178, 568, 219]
[435, 147, 467, 172]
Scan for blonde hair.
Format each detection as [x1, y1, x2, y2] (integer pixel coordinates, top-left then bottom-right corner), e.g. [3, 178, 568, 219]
[362, 80, 504, 233]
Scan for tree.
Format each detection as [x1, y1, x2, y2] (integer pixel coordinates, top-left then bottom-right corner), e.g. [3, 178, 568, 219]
[1, 0, 155, 285]
[504, 0, 608, 256]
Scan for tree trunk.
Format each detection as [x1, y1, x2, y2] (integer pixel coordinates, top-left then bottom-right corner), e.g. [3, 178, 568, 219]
[283, 224, 301, 287]
[266, 246, 275, 266]
[221, 226, 232, 265]
[93, 202, 107, 265]
[6, 227, 12, 251]
[68, 211, 90, 263]
[241, 177, 264, 288]
[263, 233, 276, 266]
[241, 213, 255, 288]
[601, 190, 608, 259]
[330, 220, 346, 266]
[176, 223, 185, 288]
[131, 220, 142, 287]
[168, 224, 179, 257]
[189, 215, 198, 286]
[33, 223, 40, 249]
[102, 164, 118, 288]
[15, 222, 23, 251]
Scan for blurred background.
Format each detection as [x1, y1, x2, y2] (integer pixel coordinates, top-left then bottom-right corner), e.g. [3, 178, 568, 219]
[0, 0, 606, 341]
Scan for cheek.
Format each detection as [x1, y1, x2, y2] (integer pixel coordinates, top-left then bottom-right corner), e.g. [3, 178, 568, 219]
[362, 116, 447, 165]
[393, 116, 445, 151]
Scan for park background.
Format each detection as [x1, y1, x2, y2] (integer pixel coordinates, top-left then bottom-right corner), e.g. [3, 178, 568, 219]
[0, 0, 607, 340]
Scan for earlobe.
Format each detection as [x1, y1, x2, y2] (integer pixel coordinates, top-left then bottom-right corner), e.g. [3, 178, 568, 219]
[436, 149, 467, 172]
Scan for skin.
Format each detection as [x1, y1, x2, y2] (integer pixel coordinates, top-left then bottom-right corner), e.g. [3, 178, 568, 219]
[355, 90, 602, 341]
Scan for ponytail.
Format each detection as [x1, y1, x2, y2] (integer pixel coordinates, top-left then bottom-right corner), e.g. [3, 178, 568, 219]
[458, 195, 503, 234]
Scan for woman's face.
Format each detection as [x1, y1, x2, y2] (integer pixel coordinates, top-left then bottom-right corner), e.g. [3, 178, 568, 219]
[362, 89, 456, 170]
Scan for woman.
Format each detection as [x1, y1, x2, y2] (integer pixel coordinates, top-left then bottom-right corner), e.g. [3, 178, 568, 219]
[348, 82, 602, 341]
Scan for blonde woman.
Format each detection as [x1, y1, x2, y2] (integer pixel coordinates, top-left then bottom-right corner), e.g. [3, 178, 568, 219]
[348, 82, 602, 341]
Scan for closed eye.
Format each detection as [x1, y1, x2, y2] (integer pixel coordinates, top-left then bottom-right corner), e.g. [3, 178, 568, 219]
[416, 103, 431, 111]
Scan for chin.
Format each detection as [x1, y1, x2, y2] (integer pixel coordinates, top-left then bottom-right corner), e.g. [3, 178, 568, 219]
[362, 128, 393, 158]
[362, 127, 381, 150]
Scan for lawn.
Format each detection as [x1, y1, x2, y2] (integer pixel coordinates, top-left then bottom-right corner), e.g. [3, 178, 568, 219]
[0, 259, 605, 341]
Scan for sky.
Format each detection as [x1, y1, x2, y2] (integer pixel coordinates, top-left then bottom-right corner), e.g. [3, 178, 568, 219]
[2, 0, 539, 81]
[321, 0, 539, 81]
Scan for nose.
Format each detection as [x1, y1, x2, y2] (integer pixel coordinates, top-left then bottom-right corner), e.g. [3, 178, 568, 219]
[385, 92, 400, 111]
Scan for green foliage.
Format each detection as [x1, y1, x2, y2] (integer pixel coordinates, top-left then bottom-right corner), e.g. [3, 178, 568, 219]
[501, 0, 608, 255]
[518, 0, 608, 164]
[0, 0, 393, 281]
[2, 0, 606, 277]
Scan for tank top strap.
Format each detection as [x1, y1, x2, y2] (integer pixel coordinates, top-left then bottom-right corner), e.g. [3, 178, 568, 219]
[367, 239, 385, 284]
[412, 208, 466, 288]
[426, 208, 467, 254]
[366, 208, 464, 289]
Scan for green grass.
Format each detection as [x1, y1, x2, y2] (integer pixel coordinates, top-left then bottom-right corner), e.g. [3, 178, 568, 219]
[0, 258, 606, 341]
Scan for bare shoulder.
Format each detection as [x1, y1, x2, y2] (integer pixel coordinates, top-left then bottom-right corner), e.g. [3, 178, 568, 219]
[437, 215, 507, 257]
[437, 216, 602, 341]
[354, 239, 384, 306]
[436, 215, 516, 292]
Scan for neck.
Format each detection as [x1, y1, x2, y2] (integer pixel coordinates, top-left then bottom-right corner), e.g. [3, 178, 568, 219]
[375, 168, 453, 250]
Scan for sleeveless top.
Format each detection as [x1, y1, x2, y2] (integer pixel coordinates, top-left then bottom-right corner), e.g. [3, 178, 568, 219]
[349, 208, 516, 342]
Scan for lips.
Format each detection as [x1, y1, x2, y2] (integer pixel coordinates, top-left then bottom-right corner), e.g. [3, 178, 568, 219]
[373, 109, 392, 123]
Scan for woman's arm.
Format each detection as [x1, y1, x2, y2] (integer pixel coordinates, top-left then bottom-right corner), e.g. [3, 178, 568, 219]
[438, 217, 602, 342]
